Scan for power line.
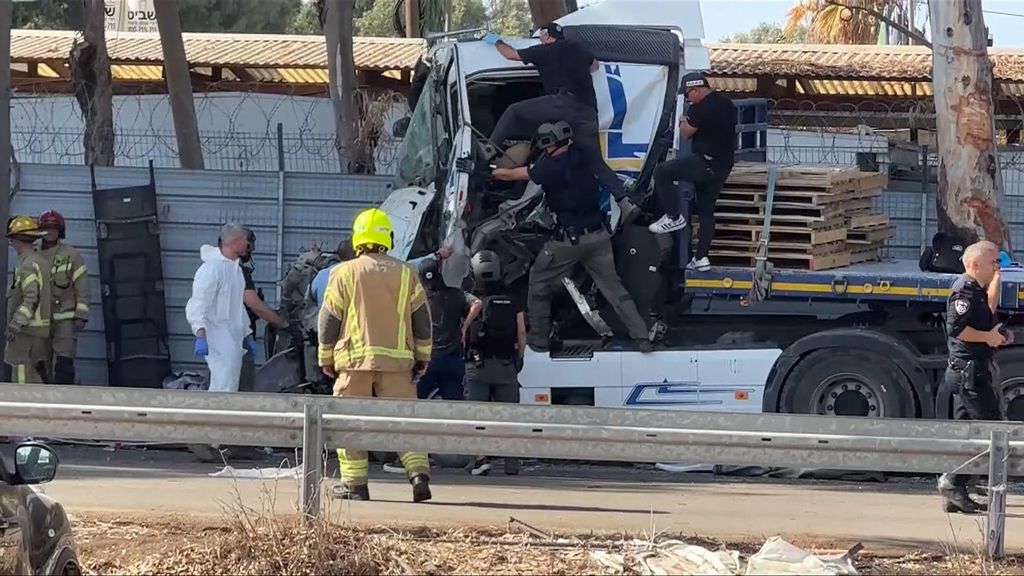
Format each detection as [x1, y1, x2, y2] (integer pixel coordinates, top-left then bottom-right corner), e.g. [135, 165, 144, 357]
[984, 9, 1024, 19]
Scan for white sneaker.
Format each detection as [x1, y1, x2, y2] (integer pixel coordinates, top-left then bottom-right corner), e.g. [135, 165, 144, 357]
[686, 257, 711, 272]
[648, 214, 687, 234]
[383, 460, 406, 474]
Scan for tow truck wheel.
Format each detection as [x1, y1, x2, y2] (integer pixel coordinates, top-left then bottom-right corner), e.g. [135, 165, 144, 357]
[779, 349, 916, 418]
[997, 347, 1024, 422]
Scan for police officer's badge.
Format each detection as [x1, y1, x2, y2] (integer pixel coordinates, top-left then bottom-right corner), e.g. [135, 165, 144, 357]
[954, 299, 970, 315]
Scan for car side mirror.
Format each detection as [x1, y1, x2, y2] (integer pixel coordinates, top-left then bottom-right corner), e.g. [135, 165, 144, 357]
[393, 117, 411, 138]
[14, 443, 58, 485]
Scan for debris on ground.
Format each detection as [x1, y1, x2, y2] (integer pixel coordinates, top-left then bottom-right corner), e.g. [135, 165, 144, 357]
[73, 513, 1024, 576]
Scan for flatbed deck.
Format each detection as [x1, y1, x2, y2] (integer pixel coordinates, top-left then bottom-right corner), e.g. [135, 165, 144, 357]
[685, 259, 1024, 310]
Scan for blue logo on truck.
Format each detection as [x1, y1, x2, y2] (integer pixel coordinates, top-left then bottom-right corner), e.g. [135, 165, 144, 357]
[625, 383, 754, 407]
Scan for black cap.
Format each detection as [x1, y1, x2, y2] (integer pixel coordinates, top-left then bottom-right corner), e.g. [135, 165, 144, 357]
[680, 71, 710, 93]
[540, 23, 565, 40]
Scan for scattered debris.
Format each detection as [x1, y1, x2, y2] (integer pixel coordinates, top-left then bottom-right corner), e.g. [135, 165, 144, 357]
[746, 537, 860, 575]
[208, 465, 302, 479]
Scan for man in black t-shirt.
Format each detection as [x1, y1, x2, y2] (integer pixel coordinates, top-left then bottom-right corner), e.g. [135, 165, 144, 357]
[648, 72, 736, 272]
[237, 229, 289, 391]
[492, 121, 651, 353]
[416, 259, 483, 401]
[485, 24, 634, 216]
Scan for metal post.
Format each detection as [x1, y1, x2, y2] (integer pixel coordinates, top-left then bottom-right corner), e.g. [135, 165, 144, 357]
[0, 0, 12, 351]
[919, 145, 929, 253]
[986, 430, 1009, 559]
[404, 0, 419, 38]
[300, 402, 323, 521]
[275, 123, 285, 304]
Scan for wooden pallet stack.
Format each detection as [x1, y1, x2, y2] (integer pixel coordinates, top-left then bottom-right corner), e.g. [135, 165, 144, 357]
[692, 163, 891, 271]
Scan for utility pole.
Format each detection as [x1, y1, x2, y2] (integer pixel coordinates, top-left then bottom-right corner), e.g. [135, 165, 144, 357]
[928, 0, 1011, 249]
[405, 0, 419, 37]
[0, 0, 12, 343]
[154, 0, 204, 170]
[323, 0, 363, 173]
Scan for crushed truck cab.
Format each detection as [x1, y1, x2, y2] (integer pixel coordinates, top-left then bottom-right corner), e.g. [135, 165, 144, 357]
[383, 1, 1024, 426]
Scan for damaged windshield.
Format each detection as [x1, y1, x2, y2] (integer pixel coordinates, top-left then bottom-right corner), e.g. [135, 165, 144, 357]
[396, 79, 441, 188]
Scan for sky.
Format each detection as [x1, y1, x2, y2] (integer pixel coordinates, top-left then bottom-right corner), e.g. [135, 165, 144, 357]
[578, 0, 1024, 47]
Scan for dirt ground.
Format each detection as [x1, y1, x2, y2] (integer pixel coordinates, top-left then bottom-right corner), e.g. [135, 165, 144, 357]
[71, 511, 1024, 575]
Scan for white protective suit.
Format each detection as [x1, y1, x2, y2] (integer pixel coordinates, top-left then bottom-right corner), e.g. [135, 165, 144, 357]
[185, 245, 251, 392]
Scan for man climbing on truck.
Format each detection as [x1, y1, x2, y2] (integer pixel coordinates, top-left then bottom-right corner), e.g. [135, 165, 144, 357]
[648, 71, 736, 272]
[483, 24, 640, 222]
[492, 121, 652, 352]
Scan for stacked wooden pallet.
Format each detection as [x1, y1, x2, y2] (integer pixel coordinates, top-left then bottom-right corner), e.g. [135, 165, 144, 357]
[693, 163, 890, 271]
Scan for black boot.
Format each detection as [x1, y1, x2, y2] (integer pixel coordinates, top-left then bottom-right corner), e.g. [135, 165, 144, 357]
[938, 474, 986, 514]
[411, 474, 432, 503]
[333, 483, 370, 501]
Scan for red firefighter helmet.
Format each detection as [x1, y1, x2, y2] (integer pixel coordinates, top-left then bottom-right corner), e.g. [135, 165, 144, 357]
[38, 210, 66, 238]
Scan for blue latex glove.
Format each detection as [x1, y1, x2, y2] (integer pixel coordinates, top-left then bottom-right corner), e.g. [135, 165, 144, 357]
[245, 337, 258, 358]
[482, 32, 501, 45]
[194, 335, 209, 357]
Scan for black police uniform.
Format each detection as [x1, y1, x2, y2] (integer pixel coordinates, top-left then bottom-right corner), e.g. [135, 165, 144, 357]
[238, 260, 259, 392]
[945, 273, 1003, 488]
[654, 90, 736, 260]
[526, 144, 649, 349]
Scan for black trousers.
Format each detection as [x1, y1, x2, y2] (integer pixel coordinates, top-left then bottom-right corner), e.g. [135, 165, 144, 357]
[654, 154, 728, 260]
[947, 360, 1003, 487]
[490, 93, 624, 200]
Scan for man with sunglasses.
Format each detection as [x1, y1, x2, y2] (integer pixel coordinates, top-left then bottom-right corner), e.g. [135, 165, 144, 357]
[938, 240, 1013, 513]
[648, 71, 736, 273]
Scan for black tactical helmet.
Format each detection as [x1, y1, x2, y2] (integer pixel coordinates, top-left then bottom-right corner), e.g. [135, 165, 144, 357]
[471, 250, 502, 283]
[535, 121, 573, 149]
[419, 258, 443, 290]
[680, 71, 710, 93]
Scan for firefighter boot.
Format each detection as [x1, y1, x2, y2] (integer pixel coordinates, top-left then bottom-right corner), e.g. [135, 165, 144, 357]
[333, 484, 371, 501]
[938, 474, 986, 514]
[411, 474, 432, 503]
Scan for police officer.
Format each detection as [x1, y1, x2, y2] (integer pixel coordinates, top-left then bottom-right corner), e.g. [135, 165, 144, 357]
[938, 240, 1013, 514]
[492, 121, 651, 353]
[464, 250, 526, 476]
[648, 71, 737, 273]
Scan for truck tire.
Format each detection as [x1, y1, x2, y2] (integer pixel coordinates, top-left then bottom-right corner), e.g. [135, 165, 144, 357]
[997, 347, 1024, 421]
[779, 349, 916, 418]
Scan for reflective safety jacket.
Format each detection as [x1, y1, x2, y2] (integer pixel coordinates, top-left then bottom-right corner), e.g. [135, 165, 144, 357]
[9, 251, 52, 338]
[42, 243, 89, 323]
[318, 252, 432, 372]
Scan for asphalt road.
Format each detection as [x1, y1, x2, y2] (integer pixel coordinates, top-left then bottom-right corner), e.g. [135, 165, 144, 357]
[36, 445, 1024, 553]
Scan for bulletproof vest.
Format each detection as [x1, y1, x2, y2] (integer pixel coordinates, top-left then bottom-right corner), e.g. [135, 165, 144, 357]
[919, 232, 966, 274]
[279, 249, 340, 331]
[468, 295, 518, 359]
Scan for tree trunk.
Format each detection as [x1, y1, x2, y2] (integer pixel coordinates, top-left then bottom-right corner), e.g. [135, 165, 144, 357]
[528, 0, 569, 29]
[929, 0, 1011, 250]
[322, 0, 367, 173]
[75, 0, 114, 166]
[405, 0, 419, 37]
[154, 0, 204, 170]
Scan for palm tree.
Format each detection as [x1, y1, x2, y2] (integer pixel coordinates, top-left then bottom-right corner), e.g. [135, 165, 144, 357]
[785, 0, 919, 44]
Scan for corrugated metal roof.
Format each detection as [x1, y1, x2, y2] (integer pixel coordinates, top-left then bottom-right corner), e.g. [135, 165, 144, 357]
[708, 42, 1024, 83]
[11, 29, 425, 72]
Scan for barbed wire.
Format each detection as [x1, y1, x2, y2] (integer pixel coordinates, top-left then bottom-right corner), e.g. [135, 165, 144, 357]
[11, 82, 409, 174]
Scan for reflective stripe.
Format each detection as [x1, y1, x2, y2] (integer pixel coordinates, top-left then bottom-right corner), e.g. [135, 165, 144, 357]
[399, 452, 430, 476]
[53, 311, 76, 321]
[338, 448, 369, 484]
[317, 345, 334, 365]
[342, 267, 362, 362]
[28, 318, 50, 328]
[76, 302, 89, 313]
[72, 265, 87, 282]
[396, 266, 410, 351]
[415, 342, 432, 358]
[14, 305, 32, 323]
[20, 273, 38, 290]
[335, 345, 414, 362]
[15, 365, 24, 384]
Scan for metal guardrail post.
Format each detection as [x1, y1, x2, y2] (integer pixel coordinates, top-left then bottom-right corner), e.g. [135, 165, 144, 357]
[300, 402, 323, 521]
[987, 430, 1010, 559]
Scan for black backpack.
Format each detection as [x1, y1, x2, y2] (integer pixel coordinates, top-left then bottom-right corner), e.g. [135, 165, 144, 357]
[468, 295, 518, 359]
[919, 232, 967, 274]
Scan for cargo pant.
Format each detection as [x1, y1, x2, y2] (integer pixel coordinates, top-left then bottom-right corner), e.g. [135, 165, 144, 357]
[6, 334, 51, 384]
[947, 358, 1003, 488]
[50, 320, 77, 384]
[334, 370, 430, 486]
[527, 229, 648, 348]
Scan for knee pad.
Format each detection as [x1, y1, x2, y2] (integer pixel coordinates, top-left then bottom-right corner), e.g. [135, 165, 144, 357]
[54, 356, 75, 384]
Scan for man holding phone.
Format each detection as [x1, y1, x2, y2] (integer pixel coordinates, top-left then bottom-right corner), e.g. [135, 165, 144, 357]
[938, 240, 1013, 514]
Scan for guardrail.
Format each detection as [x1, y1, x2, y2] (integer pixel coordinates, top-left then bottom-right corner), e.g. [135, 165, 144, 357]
[1, 384, 1021, 557]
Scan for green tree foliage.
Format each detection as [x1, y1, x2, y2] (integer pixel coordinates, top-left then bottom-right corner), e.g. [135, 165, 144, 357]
[356, 0, 490, 37]
[175, 0, 305, 34]
[721, 21, 806, 43]
[288, 1, 322, 34]
[13, 0, 81, 29]
[488, 0, 531, 37]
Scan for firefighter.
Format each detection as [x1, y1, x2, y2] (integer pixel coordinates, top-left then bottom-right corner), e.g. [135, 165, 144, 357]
[5, 216, 52, 383]
[318, 208, 434, 502]
[37, 210, 89, 385]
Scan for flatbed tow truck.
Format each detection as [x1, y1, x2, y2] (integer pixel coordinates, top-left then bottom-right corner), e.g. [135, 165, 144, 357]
[382, 1, 1024, 425]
